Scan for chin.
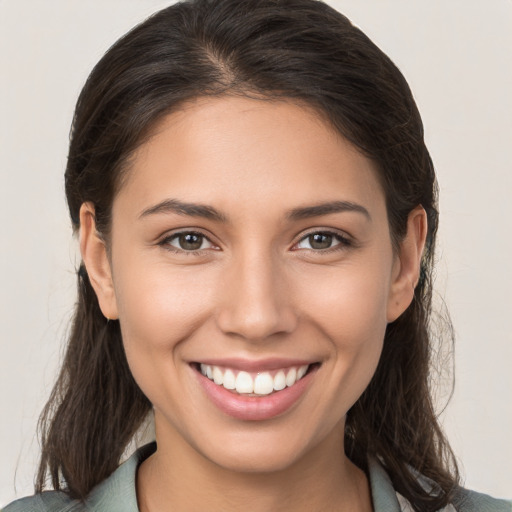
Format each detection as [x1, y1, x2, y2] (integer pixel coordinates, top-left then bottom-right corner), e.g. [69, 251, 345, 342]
[187, 416, 343, 476]
[203, 440, 311, 474]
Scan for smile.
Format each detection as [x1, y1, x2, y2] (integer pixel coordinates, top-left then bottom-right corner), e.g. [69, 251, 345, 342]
[199, 364, 310, 396]
[193, 360, 320, 421]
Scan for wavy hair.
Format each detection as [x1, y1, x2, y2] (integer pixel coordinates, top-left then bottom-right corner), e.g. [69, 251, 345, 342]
[36, 1, 459, 509]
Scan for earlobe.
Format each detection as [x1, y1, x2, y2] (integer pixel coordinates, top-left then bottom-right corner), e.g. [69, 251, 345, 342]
[79, 202, 119, 320]
[386, 206, 428, 323]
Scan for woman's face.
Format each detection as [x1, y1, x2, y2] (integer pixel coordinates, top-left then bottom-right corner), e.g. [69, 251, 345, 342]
[85, 96, 416, 473]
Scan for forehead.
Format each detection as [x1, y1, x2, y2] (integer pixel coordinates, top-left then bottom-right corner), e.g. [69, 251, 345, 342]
[115, 96, 386, 222]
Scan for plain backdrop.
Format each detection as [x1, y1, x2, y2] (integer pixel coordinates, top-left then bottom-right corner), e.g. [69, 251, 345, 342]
[1, 0, 511, 506]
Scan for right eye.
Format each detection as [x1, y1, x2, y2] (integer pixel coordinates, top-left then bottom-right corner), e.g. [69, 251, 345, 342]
[161, 231, 216, 252]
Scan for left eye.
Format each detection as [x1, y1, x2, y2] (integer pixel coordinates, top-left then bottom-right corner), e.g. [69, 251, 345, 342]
[295, 232, 347, 250]
[165, 232, 214, 251]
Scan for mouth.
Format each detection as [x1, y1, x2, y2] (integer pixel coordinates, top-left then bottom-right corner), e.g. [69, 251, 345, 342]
[194, 363, 317, 396]
[191, 360, 320, 420]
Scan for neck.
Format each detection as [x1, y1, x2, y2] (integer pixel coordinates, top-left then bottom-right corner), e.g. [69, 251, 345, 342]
[137, 416, 372, 512]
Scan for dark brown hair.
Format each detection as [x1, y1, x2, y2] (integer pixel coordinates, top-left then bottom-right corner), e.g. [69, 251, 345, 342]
[37, 0, 459, 509]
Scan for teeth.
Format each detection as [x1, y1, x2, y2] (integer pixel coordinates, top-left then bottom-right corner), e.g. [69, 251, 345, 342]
[274, 370, 286, 391]
[254, 373, 274, 395]
[297, 365, 308, 380]
[213, 366, 224, 385]
[285, 367, 297, 387]
[223, 369, 236, 390]
[199, 364, 310, 395]
[235, 371, 254, 394]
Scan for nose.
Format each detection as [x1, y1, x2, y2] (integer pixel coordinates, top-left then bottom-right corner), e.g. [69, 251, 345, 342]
[215, 252, 298, 342]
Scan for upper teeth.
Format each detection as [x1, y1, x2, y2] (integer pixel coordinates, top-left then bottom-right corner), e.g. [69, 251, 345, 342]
[200, 364, 309, 395]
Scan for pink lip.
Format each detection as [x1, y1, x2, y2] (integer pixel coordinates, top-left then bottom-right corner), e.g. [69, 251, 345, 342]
[194, 357, 313, 372]
[194, 363, 318, 421]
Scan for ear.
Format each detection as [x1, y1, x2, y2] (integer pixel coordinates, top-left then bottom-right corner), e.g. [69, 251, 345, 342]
[386, 205, 428, 323]
[79, 202, 119, 320]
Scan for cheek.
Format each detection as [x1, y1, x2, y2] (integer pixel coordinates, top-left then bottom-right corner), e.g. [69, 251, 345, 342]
[111, 259, 221, 415]
[321, 277, 387, 381]
[295, 258, 392, 396]
[112, 257, 218, 355]
[297, 258, 392, 344]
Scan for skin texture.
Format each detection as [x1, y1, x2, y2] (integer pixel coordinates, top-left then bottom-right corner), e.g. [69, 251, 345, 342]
[80, 96, 426, 512]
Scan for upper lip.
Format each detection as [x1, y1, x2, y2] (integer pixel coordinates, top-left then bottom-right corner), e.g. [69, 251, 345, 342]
[192, 357, 317, 372]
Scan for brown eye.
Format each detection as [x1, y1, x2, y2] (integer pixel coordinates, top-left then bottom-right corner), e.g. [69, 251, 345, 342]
[179, 233, 204, 250]
[308, 233, 333, 250]
[295, 231, 351, 251]
[165, 232, 214, 251]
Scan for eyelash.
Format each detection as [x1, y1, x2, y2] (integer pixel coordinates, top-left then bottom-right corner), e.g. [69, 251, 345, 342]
[292, 230, 353, 253]
[159, 231, 217, 256]
[158, 229, 353, 255]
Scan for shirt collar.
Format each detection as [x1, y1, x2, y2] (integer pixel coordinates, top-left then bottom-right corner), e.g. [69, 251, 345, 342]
[85, 443, 403, 511]
[85, 442, 156, 512]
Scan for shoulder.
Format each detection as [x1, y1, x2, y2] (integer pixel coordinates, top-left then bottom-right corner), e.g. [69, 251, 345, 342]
[451, 487, 511, 512]
[2, 442, 156, 512]
[396, 485, 511, 512]
[2, 491, 83, 512]
[367, 456, 511, 512]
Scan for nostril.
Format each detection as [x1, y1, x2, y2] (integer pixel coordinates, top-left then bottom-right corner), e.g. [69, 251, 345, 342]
[216, 305, 298, 341]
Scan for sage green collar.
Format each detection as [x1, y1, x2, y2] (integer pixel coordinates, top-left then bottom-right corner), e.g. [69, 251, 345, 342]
[84, 443, 402, 512]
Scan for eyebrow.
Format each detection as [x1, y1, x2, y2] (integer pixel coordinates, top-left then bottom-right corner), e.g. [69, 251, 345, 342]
[139, 198, 228, 222]
[286, 201, 371, 221]
[139, 198, 370, 223]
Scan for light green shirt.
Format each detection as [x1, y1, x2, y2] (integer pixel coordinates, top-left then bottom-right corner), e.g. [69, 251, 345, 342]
[3, 443, 510, 511]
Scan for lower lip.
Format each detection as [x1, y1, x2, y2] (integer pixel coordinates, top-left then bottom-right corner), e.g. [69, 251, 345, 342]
[195, 367, 317, 421]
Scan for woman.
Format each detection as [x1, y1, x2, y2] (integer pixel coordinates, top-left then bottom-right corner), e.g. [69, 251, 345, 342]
[3, 0, 510, 511]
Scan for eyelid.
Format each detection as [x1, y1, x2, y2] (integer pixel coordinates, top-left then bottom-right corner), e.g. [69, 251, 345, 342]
[157, 227, 354, 254]
[291, 228, 353, 251]
[158, 228, 220, 253]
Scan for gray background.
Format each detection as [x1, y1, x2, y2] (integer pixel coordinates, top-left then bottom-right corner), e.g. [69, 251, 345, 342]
[1, 0, 511, 505]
